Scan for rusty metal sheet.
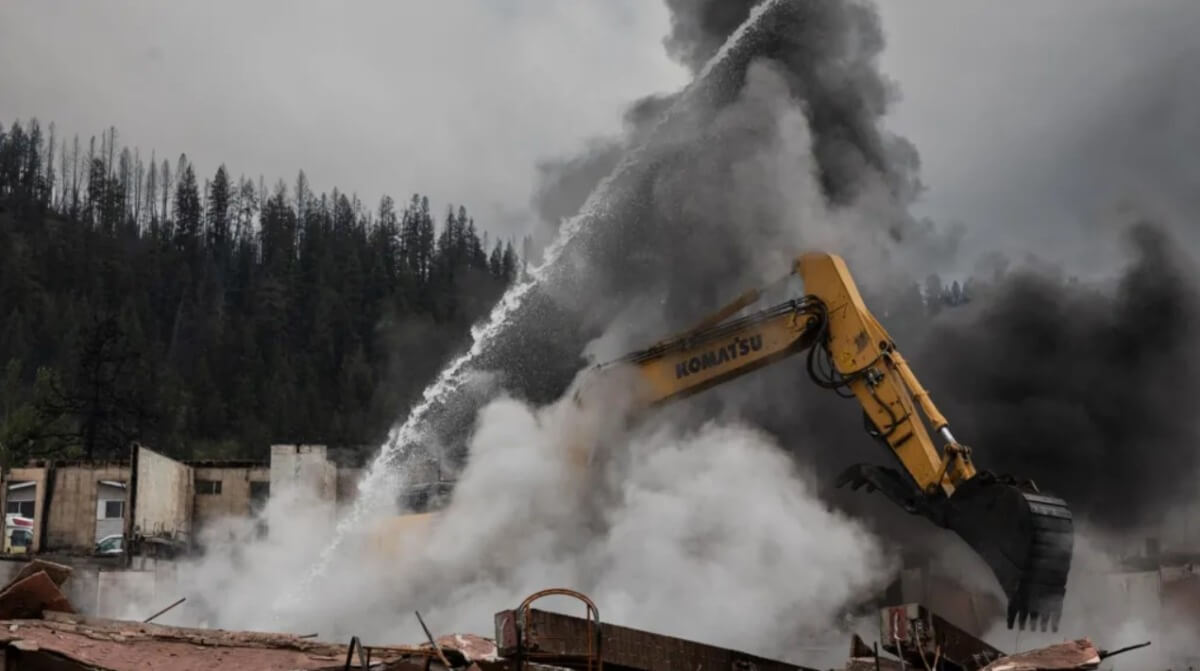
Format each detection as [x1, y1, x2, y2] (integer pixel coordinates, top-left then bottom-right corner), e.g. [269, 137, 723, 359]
[4, 613, 429, 671]
[496, 608, 819, 671]
[981, 640, 1100, 671]
[880, 603, 1004, 671]
[435, 633, 502, 664]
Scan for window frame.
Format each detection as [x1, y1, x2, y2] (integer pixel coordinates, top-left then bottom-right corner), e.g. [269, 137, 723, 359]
[103, 499, 125, 519]
[196, 479, 223, 495]
[5, 500, 34, 517]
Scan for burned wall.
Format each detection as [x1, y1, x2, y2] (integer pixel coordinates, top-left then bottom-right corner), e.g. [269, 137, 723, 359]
[133, 446, 193, 541]
[44, 463, 129, 552]
[268, 445, 336, 536]
[191, 465, 270, 530]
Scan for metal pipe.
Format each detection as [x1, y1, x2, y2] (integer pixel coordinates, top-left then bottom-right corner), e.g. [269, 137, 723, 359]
[416, 610, 453, 668]
[938, 426, 957, 446]
[1099, 641, 1152, 660]
[143, 597, 186, 623]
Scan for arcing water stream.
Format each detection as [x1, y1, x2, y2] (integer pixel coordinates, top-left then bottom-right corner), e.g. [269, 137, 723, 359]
[279, 0, 787, 610]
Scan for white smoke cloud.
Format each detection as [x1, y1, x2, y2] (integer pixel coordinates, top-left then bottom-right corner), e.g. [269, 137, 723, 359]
[957, 529, 1200, 671]
[109, 373, 892, 664]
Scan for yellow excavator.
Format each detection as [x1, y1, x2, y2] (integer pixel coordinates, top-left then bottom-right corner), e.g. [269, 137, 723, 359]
[369, 251, 1074, 632]
[593, 251, 1073, 631]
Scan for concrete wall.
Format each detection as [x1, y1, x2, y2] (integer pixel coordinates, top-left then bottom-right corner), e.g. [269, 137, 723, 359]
[4, 467, 47, 552]
[269, 444, 336, 536]
[93, 558, 198, 624]
[97, 569, 158, 620]
[45, 464, 129, 552]
[192, 466, 269, 529]
[134, 446, 193, 541]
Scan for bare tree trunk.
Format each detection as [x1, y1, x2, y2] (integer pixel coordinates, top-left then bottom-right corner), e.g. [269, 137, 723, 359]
[58, 141, 68, 211]
[132, 149, 143, 230]
[161, 159, 171, 226]
[44, 122, 56, 208]
[145, 150, 157, 224]
[70, 134, 81, 216]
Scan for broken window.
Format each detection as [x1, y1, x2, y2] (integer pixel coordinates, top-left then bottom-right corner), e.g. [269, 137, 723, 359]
[196, 479, 222, 495]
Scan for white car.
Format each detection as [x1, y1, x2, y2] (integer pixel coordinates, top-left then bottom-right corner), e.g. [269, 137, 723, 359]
[95, 534, 124, 556]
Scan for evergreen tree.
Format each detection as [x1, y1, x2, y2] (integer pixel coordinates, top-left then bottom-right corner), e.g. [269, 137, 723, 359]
[207, 164, 232, 260]
[501, 240, 518, 282]
[173, 159, 201, 259]
[0, 118, 519, 459]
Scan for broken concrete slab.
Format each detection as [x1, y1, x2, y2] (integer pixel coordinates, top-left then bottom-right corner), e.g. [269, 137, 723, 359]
[0, 570, 75, 619]
[4, 558, 72, 589]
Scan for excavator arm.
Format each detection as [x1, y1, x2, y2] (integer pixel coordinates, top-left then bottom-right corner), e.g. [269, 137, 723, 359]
[597, 252, 1074, 631]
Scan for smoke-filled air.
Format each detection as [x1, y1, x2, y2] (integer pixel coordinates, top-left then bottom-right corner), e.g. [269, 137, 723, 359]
[2, 0, 1199, 669]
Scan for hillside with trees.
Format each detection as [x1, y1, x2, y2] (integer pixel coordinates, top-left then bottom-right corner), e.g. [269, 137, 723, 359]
[0, 118, 525, 463]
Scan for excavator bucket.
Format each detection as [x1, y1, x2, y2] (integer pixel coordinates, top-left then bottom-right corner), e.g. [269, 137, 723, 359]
[941, 474, 1074, 632]
[838, 466, 1073, 632]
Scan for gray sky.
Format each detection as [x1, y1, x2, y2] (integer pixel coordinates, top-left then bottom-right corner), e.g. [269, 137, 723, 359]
[0, 1, 688, 235]
[2, 1, 1197, 261]
[877, 1, 1200, 271]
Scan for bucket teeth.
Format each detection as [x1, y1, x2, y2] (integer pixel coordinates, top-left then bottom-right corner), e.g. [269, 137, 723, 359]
[946, 479, 1073, 632]
[840, 465, 1074, 632]
[1003, 492, 1073, 631]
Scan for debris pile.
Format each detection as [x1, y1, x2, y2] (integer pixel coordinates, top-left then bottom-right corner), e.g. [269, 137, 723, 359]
[0, 559, 75, 620]
[0, 573, 1154, 671]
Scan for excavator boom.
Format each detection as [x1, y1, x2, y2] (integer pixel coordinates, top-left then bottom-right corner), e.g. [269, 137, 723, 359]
[599, 252, 1074, 631]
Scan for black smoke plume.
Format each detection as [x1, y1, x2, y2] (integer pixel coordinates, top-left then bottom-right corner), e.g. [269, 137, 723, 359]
[914, 222, 1200, 531]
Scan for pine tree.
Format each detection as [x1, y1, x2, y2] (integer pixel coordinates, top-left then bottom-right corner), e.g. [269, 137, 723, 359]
[173, 159, 202, 260]
[207, 165, 232, 261]
[502, 240, 519, 282]
[489, 240, 504, 278]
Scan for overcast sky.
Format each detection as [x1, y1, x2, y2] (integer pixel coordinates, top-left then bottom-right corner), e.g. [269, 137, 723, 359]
[0, 1, 689, 235]
[2, 1, 1197, 265]
[877, 0, 1200, 271]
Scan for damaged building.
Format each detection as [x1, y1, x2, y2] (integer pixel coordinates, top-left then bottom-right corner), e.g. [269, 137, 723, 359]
[0, 443, 400, 557]
[0, 443, 449, 616]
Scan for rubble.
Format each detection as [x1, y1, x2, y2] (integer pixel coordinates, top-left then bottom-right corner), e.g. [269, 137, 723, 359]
[0, 559, 74, 620]
[0, 612, 420, 670]
[980, 640, 1100, 671]
[881, 603, 1005, 671]
[0, 576, 1158, 671]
